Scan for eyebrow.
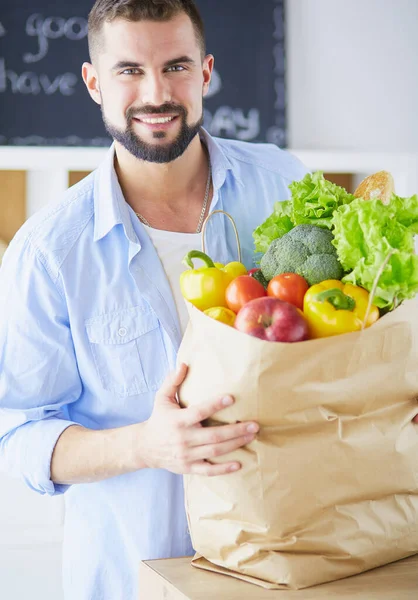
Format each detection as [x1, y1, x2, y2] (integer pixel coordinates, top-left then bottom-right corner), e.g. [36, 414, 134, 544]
[112, 56, 196, 71]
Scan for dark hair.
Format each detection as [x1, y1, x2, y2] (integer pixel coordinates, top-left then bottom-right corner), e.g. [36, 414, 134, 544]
[88, 0, 206, 62]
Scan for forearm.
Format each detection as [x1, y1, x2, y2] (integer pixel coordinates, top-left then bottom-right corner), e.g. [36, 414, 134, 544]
[50, 422, 147, 485]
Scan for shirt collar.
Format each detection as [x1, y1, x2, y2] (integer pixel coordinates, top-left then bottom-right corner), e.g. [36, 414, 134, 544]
[93, 144, 137, 243]
[199, 127, 243, 190]
[93, 128, 243, 242]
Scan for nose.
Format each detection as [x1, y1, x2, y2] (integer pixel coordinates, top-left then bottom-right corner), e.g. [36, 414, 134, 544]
[140, 71, 172, 106]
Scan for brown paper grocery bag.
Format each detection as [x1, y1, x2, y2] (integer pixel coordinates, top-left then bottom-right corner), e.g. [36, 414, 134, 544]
[177, 300, 418, 589]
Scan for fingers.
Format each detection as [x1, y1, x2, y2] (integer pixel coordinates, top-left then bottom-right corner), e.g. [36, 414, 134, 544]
[156, 363, 188, 401]
[187, 421, 259, 447]
[188, 433, 256, 462]
[180, 394, 236, 427]
[190, 459, 242, 477]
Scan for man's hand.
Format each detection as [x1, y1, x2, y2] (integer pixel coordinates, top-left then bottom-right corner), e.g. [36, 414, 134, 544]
[413, 414, 418, 424]
[136, 363, 258, 477]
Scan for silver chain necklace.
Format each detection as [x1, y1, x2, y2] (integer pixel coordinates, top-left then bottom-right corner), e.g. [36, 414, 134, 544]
[135, 156, 212, 234]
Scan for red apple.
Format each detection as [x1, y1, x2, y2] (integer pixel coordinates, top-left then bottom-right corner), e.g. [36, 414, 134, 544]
[234, 297, 309, 342]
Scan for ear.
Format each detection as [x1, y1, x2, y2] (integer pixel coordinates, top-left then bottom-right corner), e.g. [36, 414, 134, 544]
[82, 62, 101, 105]
[202, 54, 214, 97]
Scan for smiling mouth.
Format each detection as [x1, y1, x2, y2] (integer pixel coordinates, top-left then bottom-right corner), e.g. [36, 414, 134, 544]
[133, 115, 178, 125]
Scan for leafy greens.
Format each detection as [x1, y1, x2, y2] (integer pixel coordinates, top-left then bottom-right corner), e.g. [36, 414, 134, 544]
[331, 194, 418, 308]
[253, 172, 355, 253]
[253, 171, 418, 308]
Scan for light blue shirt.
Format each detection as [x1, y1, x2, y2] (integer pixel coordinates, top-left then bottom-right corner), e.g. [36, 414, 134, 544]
[0, 129, 307, 600]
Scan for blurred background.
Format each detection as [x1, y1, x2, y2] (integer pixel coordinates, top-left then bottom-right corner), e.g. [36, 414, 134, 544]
[0, 1, 417, 598]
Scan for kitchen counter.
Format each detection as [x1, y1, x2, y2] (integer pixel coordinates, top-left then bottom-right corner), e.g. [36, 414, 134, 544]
[139, 554, 418, 599]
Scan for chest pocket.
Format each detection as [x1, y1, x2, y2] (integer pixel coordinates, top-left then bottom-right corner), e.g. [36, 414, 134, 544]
[85, 307, 168, 397]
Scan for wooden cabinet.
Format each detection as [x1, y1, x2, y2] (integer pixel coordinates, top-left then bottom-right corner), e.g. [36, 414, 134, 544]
[0, 171, 26, 243]
[68, 171, 90, 188]
[0, 169, 91, 252]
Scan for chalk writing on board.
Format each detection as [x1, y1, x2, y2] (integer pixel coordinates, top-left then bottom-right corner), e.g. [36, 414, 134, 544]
[0, 59, 77, 95]
[204, 69, 259, 140]
[0, 13, 86, 97]
[23, 14, 88, 64]
[204, 107, 260, 141]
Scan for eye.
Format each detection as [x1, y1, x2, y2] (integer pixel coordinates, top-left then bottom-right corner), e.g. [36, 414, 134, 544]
[121, 68, 141, 75]
[166, 65, 186, 72]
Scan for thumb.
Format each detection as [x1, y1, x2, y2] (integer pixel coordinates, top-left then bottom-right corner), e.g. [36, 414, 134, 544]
[156, 363, 188, 404]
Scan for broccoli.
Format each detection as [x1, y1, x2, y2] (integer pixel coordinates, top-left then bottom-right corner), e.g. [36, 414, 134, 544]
[260, 224, 343, 286]
[298, 254, 343, 285]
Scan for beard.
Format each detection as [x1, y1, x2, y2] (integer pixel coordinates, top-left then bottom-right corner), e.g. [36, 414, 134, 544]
[101, 101, 204, 164]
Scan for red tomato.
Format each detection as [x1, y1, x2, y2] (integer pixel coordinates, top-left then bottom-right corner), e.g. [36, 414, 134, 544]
[225, 275, 266, 313]
[267, 273, 309, 310]
[247, 268, 260, 276]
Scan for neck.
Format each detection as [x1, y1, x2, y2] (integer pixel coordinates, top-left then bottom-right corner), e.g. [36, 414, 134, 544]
[114, 134, 209, 214]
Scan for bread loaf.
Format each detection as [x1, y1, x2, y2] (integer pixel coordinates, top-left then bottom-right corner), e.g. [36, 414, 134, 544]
[354, 171, 395, 205]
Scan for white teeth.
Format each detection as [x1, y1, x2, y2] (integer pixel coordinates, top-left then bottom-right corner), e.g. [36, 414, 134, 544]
[140, 116, 175, 124]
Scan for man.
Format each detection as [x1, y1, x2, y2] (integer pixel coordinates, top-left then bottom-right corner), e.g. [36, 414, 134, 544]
[0, 1, 310, 599]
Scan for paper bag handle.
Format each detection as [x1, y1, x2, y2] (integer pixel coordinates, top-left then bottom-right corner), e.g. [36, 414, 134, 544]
[361, 249, 395, 330]
[201, 209, 242, 264]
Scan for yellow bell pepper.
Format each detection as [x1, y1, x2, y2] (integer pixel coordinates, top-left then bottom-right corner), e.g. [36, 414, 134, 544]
[303, 279, 379, 338]
[180, 251, 230, 311]
[214, 261, 248, 280]
[222, 261, 247, 280]
[203, 306, 237, 326]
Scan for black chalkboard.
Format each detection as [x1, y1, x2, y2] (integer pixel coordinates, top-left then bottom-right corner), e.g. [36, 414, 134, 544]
[0, 0, 285, 147]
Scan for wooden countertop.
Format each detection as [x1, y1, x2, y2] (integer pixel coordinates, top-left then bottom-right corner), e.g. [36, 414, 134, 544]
[139, 554, 418, 600]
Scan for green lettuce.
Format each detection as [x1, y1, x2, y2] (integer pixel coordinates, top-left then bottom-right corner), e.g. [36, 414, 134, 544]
[332, 195, 418, 308]
[253, 172, 355, 253]
[289, 171, 355, 228]
[253, 200, 293, 253]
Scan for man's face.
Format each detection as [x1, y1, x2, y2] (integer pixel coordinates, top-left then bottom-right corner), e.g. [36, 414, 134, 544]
[88, 13, 213, 163]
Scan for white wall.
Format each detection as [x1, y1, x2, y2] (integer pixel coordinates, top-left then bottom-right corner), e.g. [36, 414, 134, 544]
[0, 474, 65, 599]
[286, 0, 418, 152]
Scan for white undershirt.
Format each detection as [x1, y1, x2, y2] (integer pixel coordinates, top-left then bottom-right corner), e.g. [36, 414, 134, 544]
[143, 224, 202, 336]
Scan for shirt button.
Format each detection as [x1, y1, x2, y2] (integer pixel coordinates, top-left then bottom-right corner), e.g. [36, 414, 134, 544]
[118, 327, 127, 337]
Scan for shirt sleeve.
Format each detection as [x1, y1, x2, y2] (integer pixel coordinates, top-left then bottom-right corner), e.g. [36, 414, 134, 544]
[0, 234, 82, 496]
